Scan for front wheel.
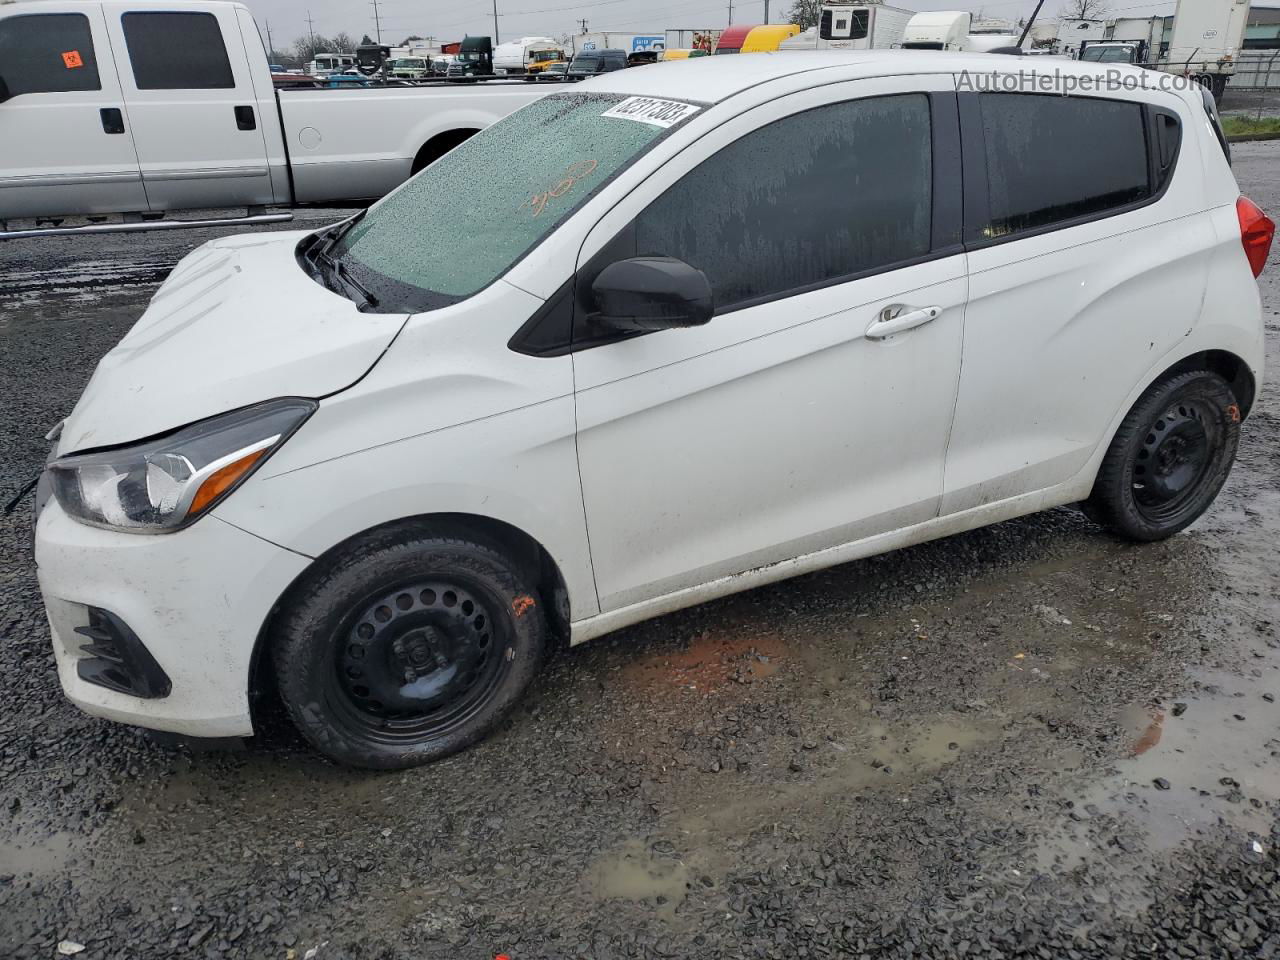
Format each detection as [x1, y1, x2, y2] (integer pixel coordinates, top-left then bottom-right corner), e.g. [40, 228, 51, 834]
[1086, 370, 1240, 542]
[272, 530, 547, 769]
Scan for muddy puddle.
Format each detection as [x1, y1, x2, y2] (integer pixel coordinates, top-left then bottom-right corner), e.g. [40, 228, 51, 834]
[587, 839, 692, 918]
[0, 829, 78, 880]
[619, 626, 789, 694]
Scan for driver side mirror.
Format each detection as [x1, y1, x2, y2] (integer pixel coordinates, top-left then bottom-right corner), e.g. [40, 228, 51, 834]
[0, 77, 10, 103]
[591, 257, 714, 332]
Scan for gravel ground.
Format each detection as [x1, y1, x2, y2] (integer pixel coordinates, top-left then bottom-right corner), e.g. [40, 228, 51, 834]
[2, 148, 1280, 960]
[1222, 87, 1280, 120]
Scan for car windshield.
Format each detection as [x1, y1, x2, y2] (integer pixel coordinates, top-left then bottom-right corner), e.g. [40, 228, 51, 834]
[330, 92, 703, 312]
[1083, 47, 1132, 62]
[570, 56, 601, 70]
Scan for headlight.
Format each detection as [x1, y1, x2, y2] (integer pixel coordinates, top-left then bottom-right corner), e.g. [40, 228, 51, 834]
[48, 398, 316, 533]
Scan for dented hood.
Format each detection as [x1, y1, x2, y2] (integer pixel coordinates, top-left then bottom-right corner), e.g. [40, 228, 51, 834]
[58, 231, 407, 455]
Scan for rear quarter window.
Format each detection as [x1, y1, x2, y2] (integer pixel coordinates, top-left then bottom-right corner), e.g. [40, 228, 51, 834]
[978, 93, 1151, 239]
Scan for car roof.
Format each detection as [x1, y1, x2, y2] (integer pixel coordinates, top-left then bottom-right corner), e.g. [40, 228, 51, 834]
[577, 50, 1165, 104]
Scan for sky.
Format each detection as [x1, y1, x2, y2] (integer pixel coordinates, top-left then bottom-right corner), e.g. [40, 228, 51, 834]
[244, 0, 1182, 52]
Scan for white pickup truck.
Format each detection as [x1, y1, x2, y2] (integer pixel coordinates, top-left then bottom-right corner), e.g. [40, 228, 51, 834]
[0, 0, 548, 237]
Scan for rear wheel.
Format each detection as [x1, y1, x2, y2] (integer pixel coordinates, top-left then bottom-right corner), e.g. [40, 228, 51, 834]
[272, 531, 547, 769]
[1086, 371, 1240, 542]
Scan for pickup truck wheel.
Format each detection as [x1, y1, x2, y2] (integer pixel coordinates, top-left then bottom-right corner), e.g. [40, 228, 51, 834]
[272, 532, 547, 769]
[1086, 371, 1239, 542]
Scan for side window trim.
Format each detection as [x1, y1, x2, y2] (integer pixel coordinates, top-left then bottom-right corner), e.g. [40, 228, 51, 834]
[958, 90, 1180, 252]
[510, 90, 965, 359]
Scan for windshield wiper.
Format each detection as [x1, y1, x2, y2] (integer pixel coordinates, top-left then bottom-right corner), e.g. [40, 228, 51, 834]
[305, 211, 379, 310]
[331, 258, 379, 311]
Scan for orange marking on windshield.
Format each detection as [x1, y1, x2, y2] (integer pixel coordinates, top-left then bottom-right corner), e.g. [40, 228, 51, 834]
[519, 159, 599, 218]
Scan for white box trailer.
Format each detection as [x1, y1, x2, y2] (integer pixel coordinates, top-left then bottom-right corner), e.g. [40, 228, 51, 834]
[573, 32, 665, 55]
[1058, 19, 1108, 59]
[1109, 16, 1171, 58]
[493, 37, 565, 75]
[664, 28, 721, 53]
[901, 11, 970, 51]
[783, 3, 912, 50]
[1162, 0, 1251, 99]
[901, 12, 1025, 54]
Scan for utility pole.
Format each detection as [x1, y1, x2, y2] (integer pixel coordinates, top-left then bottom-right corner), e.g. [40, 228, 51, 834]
[763, 0, 769, 24]
[305, 9, 316, 48]
[1017, 0, 1048, 48]
[264, 19, 274, 59]
[578, 18, 588, 34]
[728, 0, 733, 25]
[370, 0, 382, 43]
[492, 0, 499, 43]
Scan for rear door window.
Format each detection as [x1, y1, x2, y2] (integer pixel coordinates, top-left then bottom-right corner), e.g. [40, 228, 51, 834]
[121, 11, 234, 89]
[977, 94, 1151, 238]
[0, 13, 101, 96]
[633, 94, 933, 312]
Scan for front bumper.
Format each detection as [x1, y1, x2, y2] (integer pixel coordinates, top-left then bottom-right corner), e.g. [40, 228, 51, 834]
[35, 500, 311, 737]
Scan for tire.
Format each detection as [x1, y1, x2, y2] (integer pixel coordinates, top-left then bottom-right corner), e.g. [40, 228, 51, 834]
[1086, 370, 1240, 542]
[272, 530, 547, 769]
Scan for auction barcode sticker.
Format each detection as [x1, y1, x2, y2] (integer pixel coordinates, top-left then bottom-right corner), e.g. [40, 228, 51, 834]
[601, 97, 702, 128]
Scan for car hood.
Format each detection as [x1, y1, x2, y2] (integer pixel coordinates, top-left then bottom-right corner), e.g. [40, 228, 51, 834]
[58, 230, 407, 455]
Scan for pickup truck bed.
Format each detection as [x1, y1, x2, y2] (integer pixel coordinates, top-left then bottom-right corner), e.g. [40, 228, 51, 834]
[0, 0, 548, 225]
[278, 82, 547, 205]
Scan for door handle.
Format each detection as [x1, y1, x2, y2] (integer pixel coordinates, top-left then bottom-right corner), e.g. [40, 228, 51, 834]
[234, 105, 256, 131]
[865, 304, 942, 340]
[100, 107, 125, 135]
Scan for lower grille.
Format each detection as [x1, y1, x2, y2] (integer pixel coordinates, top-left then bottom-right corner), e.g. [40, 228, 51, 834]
[73, 607, 172, 699]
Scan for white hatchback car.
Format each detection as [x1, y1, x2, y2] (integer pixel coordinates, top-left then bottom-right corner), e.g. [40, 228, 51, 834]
[35, 53, 1273, 768]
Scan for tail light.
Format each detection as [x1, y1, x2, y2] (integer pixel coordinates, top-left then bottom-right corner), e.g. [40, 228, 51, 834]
[1238, 196, 1275, 278]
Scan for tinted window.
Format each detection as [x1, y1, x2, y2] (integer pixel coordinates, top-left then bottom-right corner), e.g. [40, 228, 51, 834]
[849, 11, 870, 39]
[979, 94, 1150, 238]
[0, 14, 101, 96]
[122, 12, 234, 90]
[634, 95, 933, 312]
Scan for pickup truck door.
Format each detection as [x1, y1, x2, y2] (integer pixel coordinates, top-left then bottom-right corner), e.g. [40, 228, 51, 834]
[100, 2, 276, 211]
[0, 3, 147, 220]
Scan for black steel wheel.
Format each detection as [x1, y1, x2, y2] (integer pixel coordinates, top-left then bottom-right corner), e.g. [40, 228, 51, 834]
[330, 578, 507, 746]
[1086, 370, 1240, 542]
[272, 529, 547, 769]
[1130, 400, 1215, 525]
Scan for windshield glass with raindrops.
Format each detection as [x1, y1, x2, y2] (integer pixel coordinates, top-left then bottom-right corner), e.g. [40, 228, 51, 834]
[331, 92, 702, 312]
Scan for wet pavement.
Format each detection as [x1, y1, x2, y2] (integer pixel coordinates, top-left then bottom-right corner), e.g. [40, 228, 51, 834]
[2, 146, 1280, 959]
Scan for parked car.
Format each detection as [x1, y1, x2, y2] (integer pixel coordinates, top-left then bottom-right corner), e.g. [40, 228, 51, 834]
[388, 56, 433, 80]
[0, 1, 547, 234]
[529, 59, 568, 81]
[271, 72, 322, 89]
[567, 48, 628, 79]
[33, 53, 1271, 769]
[323, 73, 369, 87]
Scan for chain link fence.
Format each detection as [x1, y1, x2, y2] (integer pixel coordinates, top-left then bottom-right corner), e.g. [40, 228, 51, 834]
[1233, 52, 1280, 90]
